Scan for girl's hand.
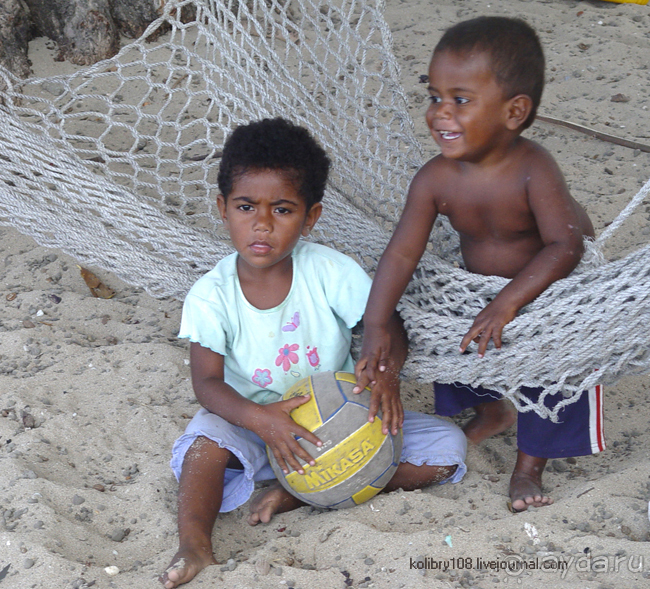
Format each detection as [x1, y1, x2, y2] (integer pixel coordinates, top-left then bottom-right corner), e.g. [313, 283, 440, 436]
[251, 395, 322, 475]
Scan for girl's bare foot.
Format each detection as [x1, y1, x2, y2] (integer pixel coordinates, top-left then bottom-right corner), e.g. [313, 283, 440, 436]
[463, 399, 516, 444]
[160, 542, 216, 589]
[509, 451, 552, 512]
[247, 482, 305, 525]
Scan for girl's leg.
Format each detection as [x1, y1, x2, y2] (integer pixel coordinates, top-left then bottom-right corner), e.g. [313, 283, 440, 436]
[160, 436, 234, 589]
[383, 462, 458, 492]
[383, 410, 467, 493]
[247, 482, 306, 525]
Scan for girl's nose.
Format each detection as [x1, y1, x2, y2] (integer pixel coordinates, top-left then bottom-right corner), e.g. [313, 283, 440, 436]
[253, 209, 272, 232]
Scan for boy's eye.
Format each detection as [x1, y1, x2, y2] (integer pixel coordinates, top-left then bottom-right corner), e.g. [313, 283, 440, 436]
[274, 207, 291, 214]
[429, 95, 441, 104]
[455, 96, 469, 105]
[238, 204, 254, 211]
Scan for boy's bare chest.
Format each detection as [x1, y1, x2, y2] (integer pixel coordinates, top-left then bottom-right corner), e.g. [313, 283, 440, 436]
[436, 180, 536, 240]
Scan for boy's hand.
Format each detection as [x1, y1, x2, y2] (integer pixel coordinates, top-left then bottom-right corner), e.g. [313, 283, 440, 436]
[253, 395, 322, 475]
[354, 325, 392, 393]
[364, 363, 404, 436]
[459, 298, 517, 357]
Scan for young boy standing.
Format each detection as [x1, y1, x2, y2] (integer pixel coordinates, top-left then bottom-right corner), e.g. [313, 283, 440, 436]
[160, 118, 467, 588]
[355, 17, 603, 512]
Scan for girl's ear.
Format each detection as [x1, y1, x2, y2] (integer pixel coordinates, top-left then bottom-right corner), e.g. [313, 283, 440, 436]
[505, 94, 533, 131]
[216, 194, 228, 226]
[302, 202, 323, 236]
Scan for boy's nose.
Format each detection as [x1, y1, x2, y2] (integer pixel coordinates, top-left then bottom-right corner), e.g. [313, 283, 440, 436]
[434, 101, 453, 119]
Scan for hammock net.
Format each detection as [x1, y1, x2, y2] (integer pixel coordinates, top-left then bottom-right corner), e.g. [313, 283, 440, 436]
[0, 0, 648, 420]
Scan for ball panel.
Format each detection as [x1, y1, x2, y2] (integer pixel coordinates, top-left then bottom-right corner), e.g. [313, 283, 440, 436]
[315, 372, 352, 420]
[283, 377, 324, 432]
[284, 418, 385, 494]
[368, 431, 403, 490]
[351, 484, 382, 505]
[333, 371, 374, 411]
[268, 371, 402, 509]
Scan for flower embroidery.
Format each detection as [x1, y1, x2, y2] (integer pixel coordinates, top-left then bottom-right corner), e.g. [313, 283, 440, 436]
[276, 343, 299, 372]
[306, 346, 320, 367]
[252, 368, 273, 388]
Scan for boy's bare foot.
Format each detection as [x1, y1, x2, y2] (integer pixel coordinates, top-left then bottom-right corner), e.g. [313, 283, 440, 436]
[160, 543, 216, 589]
[463, 399, 516, 444]
[247, 482, 305, 525]
[509, 451, 552, 512]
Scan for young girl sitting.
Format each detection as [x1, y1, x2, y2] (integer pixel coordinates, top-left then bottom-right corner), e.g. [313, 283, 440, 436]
[160, 117, 467, 589]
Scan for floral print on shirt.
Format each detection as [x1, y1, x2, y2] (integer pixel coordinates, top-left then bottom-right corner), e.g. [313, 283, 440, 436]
[276, 343, 300, 372]
[251, 368, 273, 388]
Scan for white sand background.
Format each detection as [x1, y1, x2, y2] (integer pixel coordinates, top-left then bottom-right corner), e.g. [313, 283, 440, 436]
[2, 1, 650, 588]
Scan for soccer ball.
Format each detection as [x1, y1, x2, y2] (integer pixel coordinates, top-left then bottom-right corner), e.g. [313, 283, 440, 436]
[267, 371, 402, 509]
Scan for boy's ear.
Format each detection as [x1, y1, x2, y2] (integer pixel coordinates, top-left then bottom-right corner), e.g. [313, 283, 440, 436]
[505, 94, 533, 131]
[302, 202, 322, 236]
[216, 194, 228, 225]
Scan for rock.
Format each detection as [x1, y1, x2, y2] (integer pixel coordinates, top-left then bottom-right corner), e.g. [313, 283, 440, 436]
[0, 0, 32, 81]
[220, 558, 237, 572]
[41, 81, 66, 96]
[111, 0, 160, 38]
[24, 0, 118, 66]
[551, 459, 568, 473]
[110, 528, 128, 542]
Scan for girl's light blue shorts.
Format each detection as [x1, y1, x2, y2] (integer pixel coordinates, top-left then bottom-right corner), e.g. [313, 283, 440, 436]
[170, 408, 467, 512]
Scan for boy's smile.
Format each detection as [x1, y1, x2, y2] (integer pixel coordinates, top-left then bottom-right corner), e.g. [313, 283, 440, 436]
[217, 169, 321, 278]
[425, 50, 515, 164]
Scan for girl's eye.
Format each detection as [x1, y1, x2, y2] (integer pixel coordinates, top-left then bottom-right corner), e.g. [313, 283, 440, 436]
[455, 97, 469, 105]
[429, 95, 441, 104]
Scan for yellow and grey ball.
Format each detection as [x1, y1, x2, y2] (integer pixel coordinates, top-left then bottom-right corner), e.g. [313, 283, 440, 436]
[267, 371, 402, 509]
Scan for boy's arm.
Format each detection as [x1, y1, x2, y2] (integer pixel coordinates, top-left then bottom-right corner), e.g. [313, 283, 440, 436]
[355, 164, 439, 383]
[190, 342, 322, 474]
[460, 152, 588, 357]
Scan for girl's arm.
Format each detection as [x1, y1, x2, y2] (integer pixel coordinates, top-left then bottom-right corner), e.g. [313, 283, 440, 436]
[190, 342, 322, 474]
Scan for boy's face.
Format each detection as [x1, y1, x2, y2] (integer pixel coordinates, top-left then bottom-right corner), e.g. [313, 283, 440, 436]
[425, 50, 514, 162]
[217, 169, 321, 274]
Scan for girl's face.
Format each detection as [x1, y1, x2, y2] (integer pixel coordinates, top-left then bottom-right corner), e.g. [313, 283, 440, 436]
[217, 169, 321, 277]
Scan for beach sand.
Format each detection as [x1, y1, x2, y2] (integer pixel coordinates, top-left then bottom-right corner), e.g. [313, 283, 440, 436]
[1, 1, 649, 588]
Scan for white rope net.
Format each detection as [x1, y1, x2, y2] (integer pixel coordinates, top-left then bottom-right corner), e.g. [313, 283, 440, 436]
[0, 0, 648, 419]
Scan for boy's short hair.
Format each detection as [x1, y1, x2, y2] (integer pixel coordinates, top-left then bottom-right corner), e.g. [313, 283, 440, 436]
[217, 117, 331, 209]
[434, 16, 544, 129]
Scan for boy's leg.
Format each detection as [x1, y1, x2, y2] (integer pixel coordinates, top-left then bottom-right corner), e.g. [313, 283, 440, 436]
[161, 436, 232, 589]
[434, 382, 516, 444]
[509, 450, 550, 512]
[385, 410, 467, 492]
[510, 383, 605, 512]
[464, 399, 517, 444]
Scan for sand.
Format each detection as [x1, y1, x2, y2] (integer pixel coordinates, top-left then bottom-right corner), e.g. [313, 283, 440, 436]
[1, 1, 650, 588]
